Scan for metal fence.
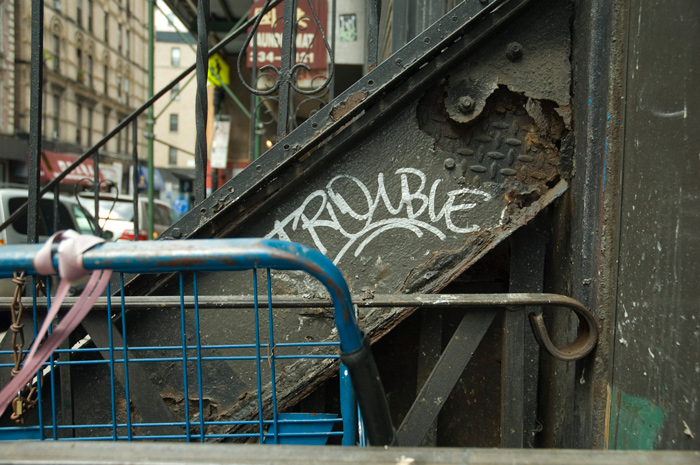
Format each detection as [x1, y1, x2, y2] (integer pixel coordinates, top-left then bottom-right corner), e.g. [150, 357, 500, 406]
[0, 238, 394, 445]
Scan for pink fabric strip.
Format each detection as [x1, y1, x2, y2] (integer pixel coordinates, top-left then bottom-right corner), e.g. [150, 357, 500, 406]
[0, 231, 111, 417]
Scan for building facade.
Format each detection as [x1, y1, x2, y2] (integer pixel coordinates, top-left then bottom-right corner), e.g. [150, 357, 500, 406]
[5, 0, 149, 194]
[0, 0, 17, 182]
[153, 1, 197, 209]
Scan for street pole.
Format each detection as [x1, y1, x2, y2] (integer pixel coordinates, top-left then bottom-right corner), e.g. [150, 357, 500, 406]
[147, 0, 155, 239]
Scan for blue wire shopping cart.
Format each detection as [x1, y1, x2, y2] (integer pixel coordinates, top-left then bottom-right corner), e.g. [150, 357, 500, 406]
[0, 238, 395, 445]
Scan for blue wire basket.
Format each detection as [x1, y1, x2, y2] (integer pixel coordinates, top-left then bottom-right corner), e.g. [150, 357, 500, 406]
[0, 238, 394, 445]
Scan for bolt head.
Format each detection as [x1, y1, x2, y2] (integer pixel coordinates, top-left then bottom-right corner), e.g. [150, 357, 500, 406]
[172, 227, 182, 239]
[444, 158, 456, 170]
[506, 42, 523, 61]
[457, 96, 475, 114]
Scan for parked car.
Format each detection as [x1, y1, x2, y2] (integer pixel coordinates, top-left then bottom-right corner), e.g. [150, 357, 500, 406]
[77, 193, 174, 241]
[0, 187, 97, 298]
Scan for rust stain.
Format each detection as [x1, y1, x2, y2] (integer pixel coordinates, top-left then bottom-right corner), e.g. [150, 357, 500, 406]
[330, 91, 368, 122]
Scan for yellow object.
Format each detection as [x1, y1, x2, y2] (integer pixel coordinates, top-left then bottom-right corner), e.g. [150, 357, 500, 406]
[207, 53, 230, 87]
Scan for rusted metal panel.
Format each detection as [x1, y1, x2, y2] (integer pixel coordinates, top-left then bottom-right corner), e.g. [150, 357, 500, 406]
[116, 0, 575, 436]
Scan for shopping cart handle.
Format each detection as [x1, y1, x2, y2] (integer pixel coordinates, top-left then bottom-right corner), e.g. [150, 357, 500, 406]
[340, 335, 397, 447]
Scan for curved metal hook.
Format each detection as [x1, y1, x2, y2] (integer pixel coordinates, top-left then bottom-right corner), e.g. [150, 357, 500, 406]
[237, 0, 281, 97]
[527, 296, 600, 361]
[254, 96, 279, 125]
[291, 92, 328, 130]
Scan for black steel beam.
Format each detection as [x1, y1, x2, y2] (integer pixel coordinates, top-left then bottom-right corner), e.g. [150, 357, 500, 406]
[397, 309, 496, 446]
[194, 0, 211, 204]
[27, 0, 44, 244]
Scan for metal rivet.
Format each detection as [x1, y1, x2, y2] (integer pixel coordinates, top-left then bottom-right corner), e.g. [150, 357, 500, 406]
[256, 165, 263, 172]
[395, 58, 403, 65]
[200, 208, 206, 214]
[283, 144, 290, 150]
[506, 42, 523, 61]
[172, 227, 182, 239]
[444, 158, 456, 170]
[457, 96, 475, 114]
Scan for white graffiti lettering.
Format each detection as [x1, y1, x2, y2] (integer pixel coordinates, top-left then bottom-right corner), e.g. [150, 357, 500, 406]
[265, 168, 492, 264]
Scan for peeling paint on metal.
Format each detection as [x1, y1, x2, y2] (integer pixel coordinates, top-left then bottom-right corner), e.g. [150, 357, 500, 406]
[609, 388, 665, 450]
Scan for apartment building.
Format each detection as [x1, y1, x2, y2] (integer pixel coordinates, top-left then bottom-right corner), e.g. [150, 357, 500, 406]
[4, 0, 149, 193]
[0, 0, 17, 182]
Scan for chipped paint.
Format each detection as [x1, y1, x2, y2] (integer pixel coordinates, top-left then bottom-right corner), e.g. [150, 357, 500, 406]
[609, 388, 665, 450]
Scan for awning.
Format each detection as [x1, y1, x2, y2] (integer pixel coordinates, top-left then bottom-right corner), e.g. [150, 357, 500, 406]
[39, 151, 103, 185]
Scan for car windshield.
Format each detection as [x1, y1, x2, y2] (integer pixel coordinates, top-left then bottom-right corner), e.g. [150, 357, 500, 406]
[82, 199, 135, 222]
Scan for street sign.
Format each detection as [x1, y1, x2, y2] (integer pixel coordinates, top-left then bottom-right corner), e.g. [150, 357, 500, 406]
[246, 0, 328, 74]
[210, 117, 231, 169]
[172, 197, 189, 215]
[207, 53, 230, 87]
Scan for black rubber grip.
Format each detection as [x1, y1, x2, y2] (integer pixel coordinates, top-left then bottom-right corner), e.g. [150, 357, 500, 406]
[340, 335, 396, 446]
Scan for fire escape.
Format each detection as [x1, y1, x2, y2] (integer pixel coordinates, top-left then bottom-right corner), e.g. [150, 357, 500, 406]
[0, 0, 698, 459]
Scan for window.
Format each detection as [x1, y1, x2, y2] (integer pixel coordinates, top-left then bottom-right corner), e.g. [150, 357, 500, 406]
[0, 76, 4, 129]
[104, 13, 109, 44]
[125, 78, 130, 106]
[125, 30, 130, 58]
[0, 5, 4, 54]
[117, 74, 122, 102]
[87, 55, 93, 88]
[169, 146, 177, 165]
[169, 114, 178, 132]
[124, 118, 129, 153]
[69, 204, 94, 235]
[116, 127, 122, 153]
[87, 0, 93, 32]
[76, 103, 83, 144]
[52, 94, 60, 139]
[87, 107, 93, 145]
[103, 64, 108, 95]
[53, 0, 61, 12]
[52, 35, 60, 72]
[76, 0, 82, 27]
[171, 82, 180, 100]
[154, 204, 173, 227]
[103, 110, 109, 138]
[171, 47, 180, 67]
[118, 24, 122, 54]
[76, 49, 83, 82]
[9, 198, 74, 236]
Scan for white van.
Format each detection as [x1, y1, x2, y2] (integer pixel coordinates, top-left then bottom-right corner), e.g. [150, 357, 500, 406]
[0, 187, 96, 296]
[77, 192, 174, 240]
